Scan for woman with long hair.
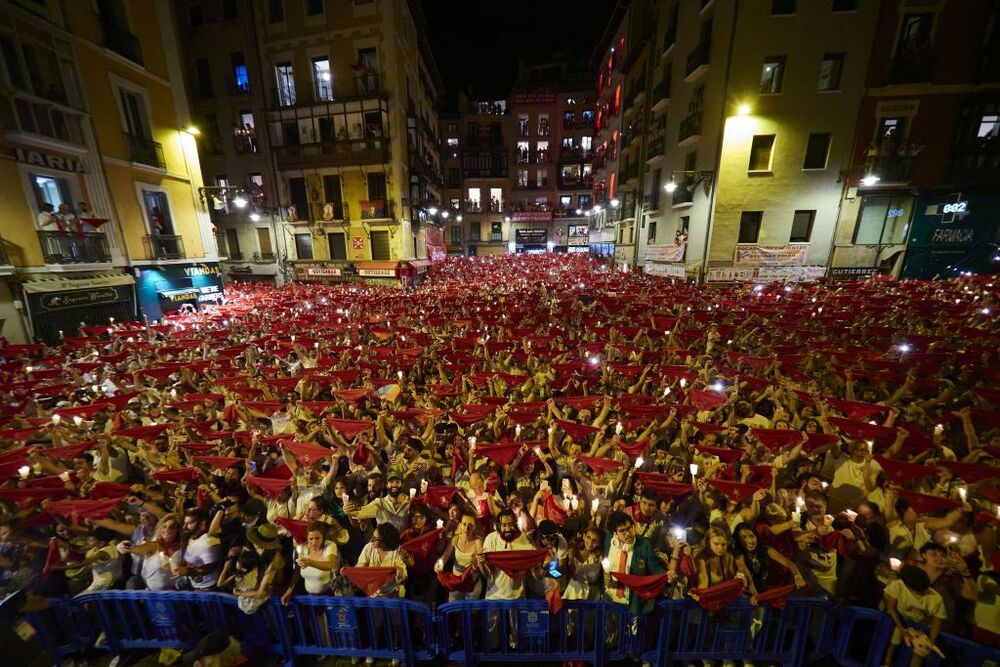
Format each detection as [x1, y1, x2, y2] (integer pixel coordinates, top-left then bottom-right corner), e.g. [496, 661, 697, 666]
[126, 514, 183, 591]
[435, 511, 483, 601]
[731, 522, 806, 600]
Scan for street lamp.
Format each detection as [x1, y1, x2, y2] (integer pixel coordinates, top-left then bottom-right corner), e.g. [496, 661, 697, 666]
[456, 214, 463, 222]
[610, 198, 620, 208]
[504, 215, 511, 222]
[232, 195, 248, 209]
[666, 170, 715, 196]
[249, 211, 261, 222]
[664, 181, 678, 193]
[441, 211, 450, 219]
[860, 174, 880, 187]
[428, 206, 438, 215]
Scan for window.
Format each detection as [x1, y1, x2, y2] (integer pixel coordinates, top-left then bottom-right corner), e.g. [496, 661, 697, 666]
[118, 87, 150, 139]
[294, 233, 313, 259]
[450, 197, 460, 210]
[491, 222, 503, 241]
[516, 169, 528, 187]
[30, 173, 73, 222]
[370, 230, 390, 260]
[771, 0, 795, 14]
[189, 5, 203, 28]
[257, 228, 273, 257]
[222, 0, 238, 19]
[897, 13, 933, 57]
[832, 0, 857, 10]
[560, 195, 572, 207]
[648, 220, 657, 243]
[790, 210, 815, 242]
[367, 172, 387, 200]
[312, 57, 332, 101]
[307, 0, 324, 15]
[450, 226, 463, 245]
[748, 135, 775, 171]
[562, 137, 574, 150]
[194, 58, 213, 98]
[447, 122, 458, 133]
[250, 173, 264, 187]
[578, 194, 591, 209]
[538, 113, 550, 136]
[581, 136, 593, 151]
[470, 221, 481, 241]
[853, 195, 913, 245]
[224, 229, 240, 257]
[328, 232, 347, 259]
[322, 174, 343, 219]
[288, 177, 308, 220]
[447, 167, 460, 188]
[563, 111, 575, 125]
[818, 53, 844, 91]
[275, 62, 295, 106]
[269, 0, 284, 22]
[231, 53, 249, 93]
[142, 189, 174, 236]
[803, 132, 831, 169]
[760, 56, 785, 93]
[738, 211, 763, 243]
[977, 114, 999, 139]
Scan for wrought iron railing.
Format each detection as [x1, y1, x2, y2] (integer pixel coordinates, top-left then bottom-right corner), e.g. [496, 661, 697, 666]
[38, 231, 111, 264]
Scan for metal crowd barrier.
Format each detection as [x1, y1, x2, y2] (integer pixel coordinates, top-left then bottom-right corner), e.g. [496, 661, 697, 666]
[24, 592, 1000, 666]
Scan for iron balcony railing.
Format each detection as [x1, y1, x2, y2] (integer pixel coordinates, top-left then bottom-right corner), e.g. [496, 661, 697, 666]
[38, 231, 111, 264]
[146, 234, 185, 260]
[0, 235, 9, 265]
[685, 42, 710, 78]
[125, 133, 165, 168]
[679, 113, 702, 143]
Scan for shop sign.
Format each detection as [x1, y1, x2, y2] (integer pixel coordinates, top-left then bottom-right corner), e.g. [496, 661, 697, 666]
[8, 147, 87, 173]
[515, 228, 548, 245]
[37, 287, 124, 311]
[159, 289, 200, 303]
[734, 244, 808, 267]
[358, 268, 396, 277]
[829, 267, 879, 280]
[512, 91, 557, 105]
[645, 244, 685, 262]
[184, 264, 221, 277]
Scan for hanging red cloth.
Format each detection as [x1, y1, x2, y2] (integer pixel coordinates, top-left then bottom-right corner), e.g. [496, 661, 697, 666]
[282, 440, 335, 466]
[756, 583, 799, 609]
[610, 572, 671, 601]
[414, 485, 462, 509]
[482, 548, 549, 579]
[325, 418, 374, 440]
[618, 438, 649, 459]
[437, 567, 477, 592]
[476, 441, 521, 466]
[193, 456, 245, 469]
[401, 528, 443, 559]
[342, 566, 398, 596]
[245, 474, 292, 498]
[689, 578, 745, 613]
[46, 497, 124, 521]
[556, 419, 599, 441]
[275, 517, 309, 543]
[689, 389, 726, 411]
[541, 492, 568, 527]
[577, 455, 623, 474]
[546, 585, 565, 615]
[152, 468, 201, 484]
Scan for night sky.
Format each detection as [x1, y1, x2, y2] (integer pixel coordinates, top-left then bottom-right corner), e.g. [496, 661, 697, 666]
[420, 0, 618, 98]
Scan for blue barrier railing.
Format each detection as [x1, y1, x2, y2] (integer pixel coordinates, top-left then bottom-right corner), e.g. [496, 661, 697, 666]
[23, 593, 1000, 667]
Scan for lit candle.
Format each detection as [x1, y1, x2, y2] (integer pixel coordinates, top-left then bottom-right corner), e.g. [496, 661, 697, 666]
[615, 421, 623, 435]
[821, 481, 829, 489]
[958, 487, 967, 502]
[689, 463, 699, 477]
[409, 488, 416, 498]
[866, 440, 874, 454]
[73, 416, 83, 426]
[397, 370, 404, 380]
[791, 511, 801, 523]
[51, 414, 61, 425]
[671, 526, 685, 541]
[663, 387, 671, 396]
[515, 424, 522, 437]
[314, 342, 319, 349]
[468, 436, 476, 448]
[291, 335, 296, 343]
[635, 456, 644, 468]
[58, 330, 64, 339]
[26, 366, 34, 373]
[844, 509, 858, 521]
[109, 317, 115, 324]
[436, 519, 444, 529]
[601, 557, 611, 570]
[591, 498, 600, 513]
[18, 465, 30, 479]
[680, 378, 687, 388]
[889, 558, 902, 572]
[342, 493, 349, 506]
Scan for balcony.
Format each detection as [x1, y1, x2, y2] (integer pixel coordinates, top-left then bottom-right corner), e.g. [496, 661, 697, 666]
[99, 17, 143, 65]
[678, 113, 702, 145]
[685, 43, 711, 81]
[273, 137, 389, 169]
[661, 25, 677, 58]
[225, 76, 251, 96]
[619, 163, 638, 186]
[672, 182, 694, 207]
[464, 200, 506, 214]
[887, 45, 933, 85]
[650, 77, 671, 113]
[462, 150, 508, 178]
[514, 150, 552, 165]
[38, 231, 111, 264]
[512, 180, 550, 190]
[225, 250, 244, 261]
[646, 137, 665, 164]
[558, 148, 593, 163]
[271, 74, 384, 109]
[951, 134, 1000, 183]
[253, 252, 276, 262]
[865, 155, 914, 184]
[557, 175, 594, 191]
[145, 234, 186, 260]
[125, 133, 166, 169]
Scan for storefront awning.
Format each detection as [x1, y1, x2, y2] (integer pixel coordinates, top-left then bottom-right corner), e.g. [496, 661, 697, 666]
[356, 261, 399, 270]
[408, 260, 433, 272]
[22, 272, 135, 294]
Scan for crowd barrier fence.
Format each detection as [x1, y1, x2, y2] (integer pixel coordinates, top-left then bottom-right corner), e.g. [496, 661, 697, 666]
[24, 591, 1000, 666]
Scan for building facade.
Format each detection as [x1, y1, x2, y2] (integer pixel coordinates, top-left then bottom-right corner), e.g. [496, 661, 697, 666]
[592, 0, 881, 282]
[0, 0, 216, 344]
[829, 0, 1000, 280]
[176, 0, 443, 286]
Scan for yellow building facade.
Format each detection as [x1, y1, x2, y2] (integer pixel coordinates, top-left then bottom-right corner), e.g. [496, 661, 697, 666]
[0, 0, 216, 343]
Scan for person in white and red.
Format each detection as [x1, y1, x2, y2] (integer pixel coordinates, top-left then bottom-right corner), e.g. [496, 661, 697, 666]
[176, 508, 221, 591]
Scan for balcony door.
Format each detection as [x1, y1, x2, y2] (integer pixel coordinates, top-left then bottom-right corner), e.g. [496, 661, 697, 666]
[119, 88, 149, 139]
[142, 189, 174, 235]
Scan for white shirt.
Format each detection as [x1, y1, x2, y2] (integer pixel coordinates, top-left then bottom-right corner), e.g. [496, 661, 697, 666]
[142, 550, 181, 591]
[182, 533, 221, 589]
[482, 530, 532, 600]
[296, 543, 338, 594]
[606, 537, 635, 604]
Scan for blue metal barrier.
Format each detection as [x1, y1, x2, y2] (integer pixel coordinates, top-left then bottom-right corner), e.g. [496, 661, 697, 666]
[832, 605, 896, 667]
[894, 620, 1000, 667]
[288, 596, 435, 665]
[436, 598, 630, 666]
[23, 592, 1000, 666]
[25, 596, 98, 666]
[74, 591, 292, 665]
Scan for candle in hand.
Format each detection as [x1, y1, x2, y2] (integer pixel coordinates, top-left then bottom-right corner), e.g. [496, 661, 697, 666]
[615, 421, 623, 435]
[889, 558, 902, 572]
[601, 557, 611, 570]
[689, 463, 699, 477]
[18, 465, 30, 479]
[591, 498, 600, 513]
[436, 519, 444, 529]
[635, 456, 644, 468]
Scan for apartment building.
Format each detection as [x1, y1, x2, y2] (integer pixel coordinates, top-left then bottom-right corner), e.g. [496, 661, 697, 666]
[593, 0, 881, 281]
[0, 0, 216, 343]
[829, 0, 1000, 280]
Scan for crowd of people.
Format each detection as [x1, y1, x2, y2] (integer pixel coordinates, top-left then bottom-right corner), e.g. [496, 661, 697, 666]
[1, 254, 998, 666]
